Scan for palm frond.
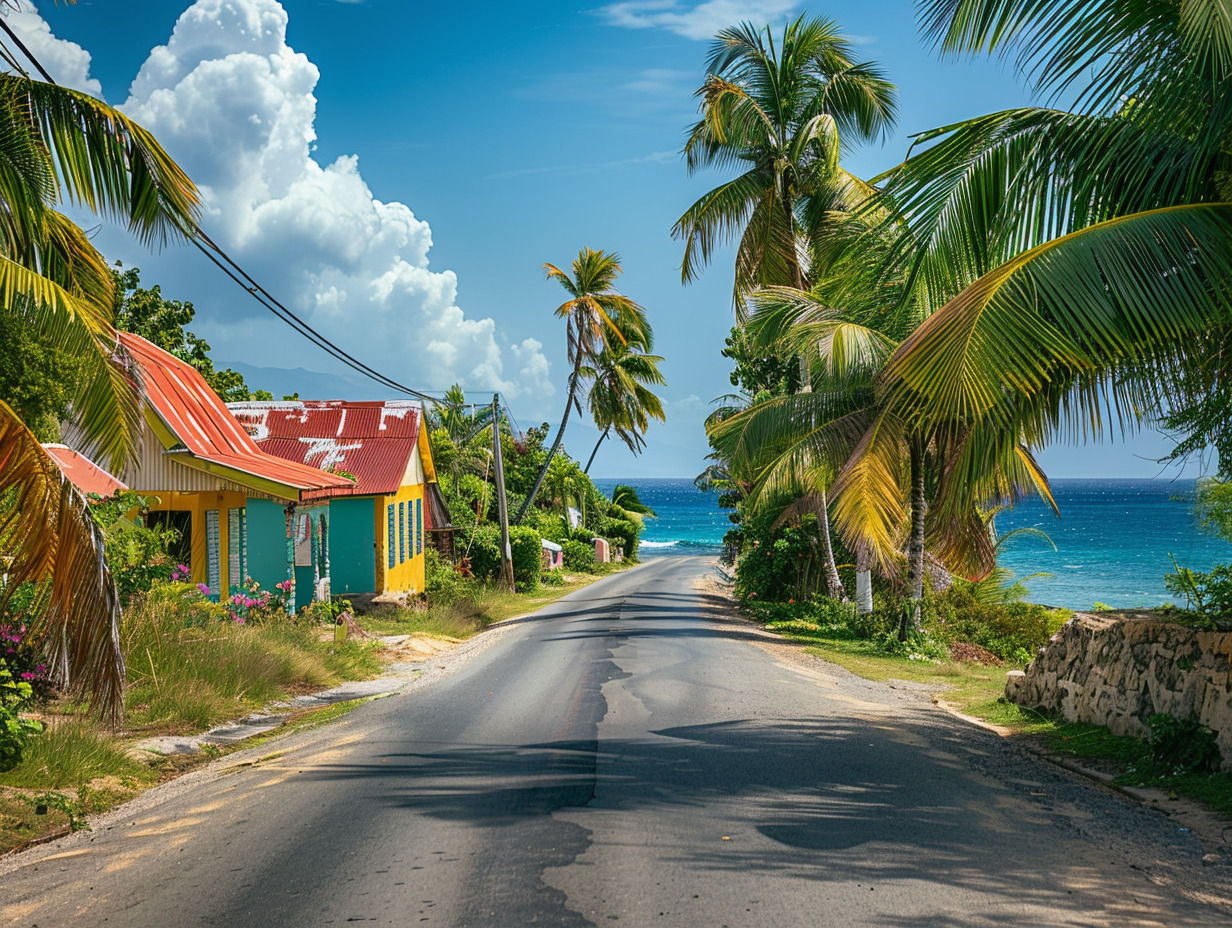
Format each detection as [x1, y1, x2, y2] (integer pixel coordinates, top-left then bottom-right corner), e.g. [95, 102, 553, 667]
[0, 401, 122, 719]
[880, 204, 1232, 447]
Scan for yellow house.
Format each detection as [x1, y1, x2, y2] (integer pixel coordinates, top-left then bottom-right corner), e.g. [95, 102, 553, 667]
[227, 400, 443, 597]
[78, 334, 355, 610]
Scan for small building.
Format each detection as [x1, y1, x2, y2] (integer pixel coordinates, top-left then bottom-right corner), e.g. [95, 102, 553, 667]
[541, 539, 563, 571]
[76, 334, 356, 611]
[41, 444, 128, 498]
[227, 400, 445, 597]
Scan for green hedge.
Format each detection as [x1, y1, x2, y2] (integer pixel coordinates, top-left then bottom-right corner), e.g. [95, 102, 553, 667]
[465, 524, 543, 590]
[562, 539, 594, 572]
[509, 525, 543, 591]
[598, 513, 639, 562]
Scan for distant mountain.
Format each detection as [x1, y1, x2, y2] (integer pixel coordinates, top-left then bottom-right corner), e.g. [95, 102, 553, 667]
[223, 361, 392, 402]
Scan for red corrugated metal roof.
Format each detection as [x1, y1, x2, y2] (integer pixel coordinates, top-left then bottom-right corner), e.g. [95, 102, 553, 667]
[227, 401, 422, 497]
[120, 333, 354, 500]
[42, 444, 128, 498]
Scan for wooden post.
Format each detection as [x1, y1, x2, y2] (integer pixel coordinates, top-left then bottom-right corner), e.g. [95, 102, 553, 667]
[491, 394, 515, 592]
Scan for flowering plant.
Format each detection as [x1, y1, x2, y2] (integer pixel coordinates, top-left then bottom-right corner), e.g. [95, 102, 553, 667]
[0, 622, 51, 701]
[222, 577, 285, 625]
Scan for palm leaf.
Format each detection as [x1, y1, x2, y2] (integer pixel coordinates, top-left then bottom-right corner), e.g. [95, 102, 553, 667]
[0, 401, 122, 719]
[880, 204, 1232, 446]
[15, 76, 199, 246]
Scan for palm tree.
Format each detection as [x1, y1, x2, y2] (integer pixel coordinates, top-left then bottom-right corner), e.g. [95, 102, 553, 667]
[712, 222, 1051, 633]
[609, 484, 657, 530]
[674, 14, 897, 302]
[0, 52, 199, 716]
[582, 336, 666, 474]
[514, 248, 648, 523]
[870, 0, 1232, 498]
[677, 15, 896, 599]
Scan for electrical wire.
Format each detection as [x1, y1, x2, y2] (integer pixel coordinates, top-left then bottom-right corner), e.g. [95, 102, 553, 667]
[1, 20, 451, 406]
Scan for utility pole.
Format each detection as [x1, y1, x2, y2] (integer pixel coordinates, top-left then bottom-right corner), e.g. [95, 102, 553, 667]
[491, 394, 516, 592]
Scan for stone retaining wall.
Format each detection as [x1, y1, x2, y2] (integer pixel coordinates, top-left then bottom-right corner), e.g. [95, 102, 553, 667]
[1005, 613, 1232, 769]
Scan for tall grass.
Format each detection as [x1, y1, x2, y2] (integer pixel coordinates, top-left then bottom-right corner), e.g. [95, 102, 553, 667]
[122, 590, 383, 732]
[0, 719, 154, 789]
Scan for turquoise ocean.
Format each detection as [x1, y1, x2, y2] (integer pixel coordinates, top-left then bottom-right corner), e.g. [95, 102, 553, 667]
[594, 477, 1230, 611]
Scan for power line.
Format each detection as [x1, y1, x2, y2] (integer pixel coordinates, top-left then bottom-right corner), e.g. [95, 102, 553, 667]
[3, 23, 448, 406]
[189, 227, 442, 403]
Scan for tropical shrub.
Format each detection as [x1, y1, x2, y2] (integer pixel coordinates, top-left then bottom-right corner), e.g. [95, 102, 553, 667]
[0, 578, 54, 700]
[1163, 560, 1232, 629]
[597, 513, 639, 562]
[425, 547, 477, 605]
[734, 511, 844, 603]
[1, 663, 42, 773]
[509, 525, 543, 591]
[562, 539, 594, 573]
[924, 586, 1054, 664]
[91, 491, 180, 602]
[1147, 714, 1222, 776]
[466, 525, 502, 582]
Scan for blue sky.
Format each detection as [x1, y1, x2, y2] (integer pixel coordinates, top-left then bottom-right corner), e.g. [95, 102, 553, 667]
[19, 0, 1206, 480]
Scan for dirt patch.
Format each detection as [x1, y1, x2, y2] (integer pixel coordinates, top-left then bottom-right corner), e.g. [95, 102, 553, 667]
[379, 635, 464, 662]
[949, 641, 1004, 665]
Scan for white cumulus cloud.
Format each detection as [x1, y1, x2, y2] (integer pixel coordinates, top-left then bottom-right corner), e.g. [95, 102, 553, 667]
[1, 1, 100, 93]
[599, 1, 798, 41]
[11, 0, 552, 402]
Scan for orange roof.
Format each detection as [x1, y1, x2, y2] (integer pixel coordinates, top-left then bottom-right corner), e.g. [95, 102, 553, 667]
[119, 333, 354, 500]
[42, 444, 128, 498]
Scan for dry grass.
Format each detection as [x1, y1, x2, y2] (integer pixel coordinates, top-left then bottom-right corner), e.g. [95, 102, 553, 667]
[120, 593, 384, 733]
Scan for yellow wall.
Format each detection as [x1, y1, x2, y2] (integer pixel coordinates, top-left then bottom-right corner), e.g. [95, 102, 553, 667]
[146, 490, 249, 594]
[373, 482, 426, 595]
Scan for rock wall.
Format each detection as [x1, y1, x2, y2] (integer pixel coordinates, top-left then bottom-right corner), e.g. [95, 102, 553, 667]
[1005, 613, 1232, 768]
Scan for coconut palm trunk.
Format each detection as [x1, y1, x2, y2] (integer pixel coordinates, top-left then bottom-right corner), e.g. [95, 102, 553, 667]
[900, 434, 927, 639]
[816, 489, 847, 601]
[855, 548, 873, 614]
[516, 351, 584, 523]
[584, 426, 609, 474]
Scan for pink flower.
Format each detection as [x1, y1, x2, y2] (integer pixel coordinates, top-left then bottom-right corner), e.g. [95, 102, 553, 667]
[197, 583, 210, 595]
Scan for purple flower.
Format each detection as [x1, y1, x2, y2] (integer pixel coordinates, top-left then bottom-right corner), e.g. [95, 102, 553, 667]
[197, 583, 210, 595]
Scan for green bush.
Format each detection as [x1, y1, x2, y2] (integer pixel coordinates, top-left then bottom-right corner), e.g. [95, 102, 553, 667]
[534, 513, 571, 544]
[598, 514, 639, 562]
[562, 539, 594, 572]
[467, 525, 502, 582]
[1164, 560, 1232, 629]
[542, 568, 565, 586]
[1, 664, 42, 773]
[92, 491, 180, 602]
[924, 585, 1053, 663]
[425, 547, 478, 605]
[509, 525, 543, 591]
[1147, 714, 1223, 775]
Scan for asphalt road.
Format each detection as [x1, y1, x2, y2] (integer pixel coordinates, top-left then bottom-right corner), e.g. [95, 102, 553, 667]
[3, 556, 1231, 927]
